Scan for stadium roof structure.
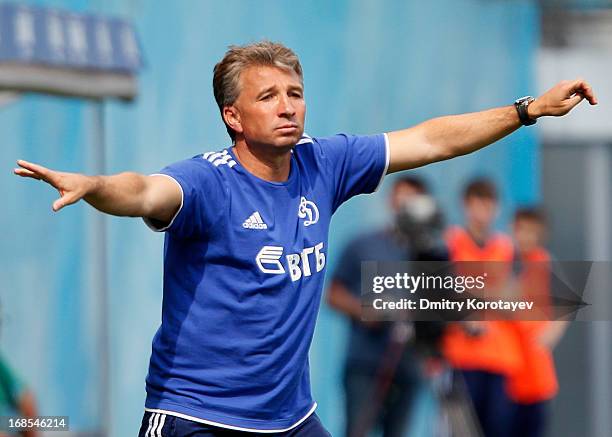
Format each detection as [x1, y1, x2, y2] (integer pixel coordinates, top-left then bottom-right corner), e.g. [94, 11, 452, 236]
[0, 3, 142, 100]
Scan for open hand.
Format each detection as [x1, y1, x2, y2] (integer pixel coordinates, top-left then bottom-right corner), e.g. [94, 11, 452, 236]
[530, 78, 598, 118]
[14, 160, 95, 212]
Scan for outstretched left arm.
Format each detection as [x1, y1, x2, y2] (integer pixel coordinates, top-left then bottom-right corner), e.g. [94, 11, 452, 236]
[386, 79, 598, 174]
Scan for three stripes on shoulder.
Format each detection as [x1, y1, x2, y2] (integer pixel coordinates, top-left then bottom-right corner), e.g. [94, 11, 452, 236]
[202, 150, 236, 167]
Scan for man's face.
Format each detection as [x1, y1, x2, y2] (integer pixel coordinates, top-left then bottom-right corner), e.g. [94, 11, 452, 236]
[513, 218, 545, 253]
[464, 196, 498, 230]
[226, 65, 306, 149]
[390, 183, 421, 214]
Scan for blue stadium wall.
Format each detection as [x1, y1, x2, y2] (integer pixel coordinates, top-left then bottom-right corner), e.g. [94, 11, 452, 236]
[1, 1, 539, 435]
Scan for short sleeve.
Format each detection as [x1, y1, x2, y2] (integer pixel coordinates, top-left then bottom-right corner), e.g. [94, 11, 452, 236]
[143, 156, 227, 238]
[316, 133, 389, 211]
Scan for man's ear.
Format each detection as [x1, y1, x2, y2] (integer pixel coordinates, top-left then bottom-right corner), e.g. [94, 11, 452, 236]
[223, 106, 243, 134]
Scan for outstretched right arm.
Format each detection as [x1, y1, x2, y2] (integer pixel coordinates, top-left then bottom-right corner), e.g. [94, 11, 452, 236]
[14, 160, 181, 224]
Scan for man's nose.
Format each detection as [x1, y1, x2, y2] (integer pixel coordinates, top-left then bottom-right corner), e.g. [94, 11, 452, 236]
[278, 94, 296, 117]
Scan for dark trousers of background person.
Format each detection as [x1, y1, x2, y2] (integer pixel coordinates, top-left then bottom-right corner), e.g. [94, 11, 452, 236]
[138, 411, 331, 437]
[343, 365, 418, 437]
[511, 401, 548, 437]
[461, 370, 513, 437]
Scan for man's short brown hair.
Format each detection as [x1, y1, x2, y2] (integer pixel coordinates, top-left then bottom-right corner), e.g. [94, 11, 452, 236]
[394, 175, 428, 194]
[514, 206, 547, 226]
[463, 178, 498, 201]
[213, 41, 303, 141]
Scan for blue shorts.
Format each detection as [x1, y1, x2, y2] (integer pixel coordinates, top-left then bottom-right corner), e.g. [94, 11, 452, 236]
[138, 411, 331, 437]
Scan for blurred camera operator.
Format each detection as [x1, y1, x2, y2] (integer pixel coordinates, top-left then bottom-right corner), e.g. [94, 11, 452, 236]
[327, 176, 447, 437]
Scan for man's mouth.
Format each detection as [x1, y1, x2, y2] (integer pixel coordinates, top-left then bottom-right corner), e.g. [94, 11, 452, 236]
[276, 123, 299, 131]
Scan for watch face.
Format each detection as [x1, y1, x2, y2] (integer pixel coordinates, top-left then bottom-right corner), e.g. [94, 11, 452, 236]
[515, 96, 534, 105]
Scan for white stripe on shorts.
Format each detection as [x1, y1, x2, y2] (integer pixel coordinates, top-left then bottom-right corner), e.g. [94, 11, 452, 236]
[157, 414, 166, 437]
[148, 413, 159, 437]
[144, 413, 155, 437]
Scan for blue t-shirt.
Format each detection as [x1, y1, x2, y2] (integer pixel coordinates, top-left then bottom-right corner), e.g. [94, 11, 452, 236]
[143, 133, 388, 432]
[333, 230, 411, 369]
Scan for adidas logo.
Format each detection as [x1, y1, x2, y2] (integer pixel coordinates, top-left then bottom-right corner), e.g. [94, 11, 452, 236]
[242, 211, 268, 230]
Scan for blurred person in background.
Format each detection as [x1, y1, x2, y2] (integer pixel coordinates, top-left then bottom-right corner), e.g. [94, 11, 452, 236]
[326, 176, 428, 437]
[13, 39, 596, 436]
[0, 356, 38, 437]
[442, 179, 519, 437]
[0, 304, 39, 437]
[507, 207, 568, 437]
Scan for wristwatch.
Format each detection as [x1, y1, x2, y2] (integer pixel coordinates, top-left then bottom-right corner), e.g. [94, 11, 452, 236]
[514, 96, 537, 126]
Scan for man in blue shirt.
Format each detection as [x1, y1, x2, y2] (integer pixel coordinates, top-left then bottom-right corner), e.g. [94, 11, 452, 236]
[14, 41, 597, 436]
[327, 176, 430, 437]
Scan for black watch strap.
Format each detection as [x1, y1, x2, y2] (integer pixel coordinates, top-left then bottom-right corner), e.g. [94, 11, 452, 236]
[514, 96, 536, 126]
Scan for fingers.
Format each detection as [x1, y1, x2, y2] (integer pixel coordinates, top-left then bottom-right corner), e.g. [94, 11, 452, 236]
[13, 167, 42, 180]
[52, 192, 80, 212]
[14, 159, 78, 212]
[569, 79, 598, 105]
[16, 159, 50, 175]
[566, 93, 584, 111]
[15, 160, 54, 182]
[52, 198, 65, 212]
